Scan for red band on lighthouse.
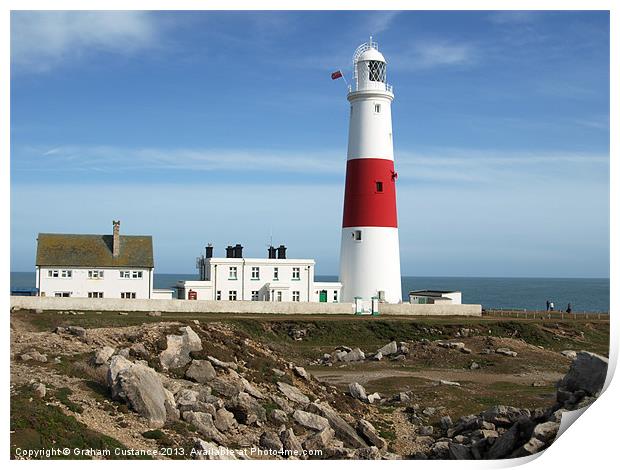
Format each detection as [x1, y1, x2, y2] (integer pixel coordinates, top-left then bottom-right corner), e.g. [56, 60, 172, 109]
[342, 158, 398, 228]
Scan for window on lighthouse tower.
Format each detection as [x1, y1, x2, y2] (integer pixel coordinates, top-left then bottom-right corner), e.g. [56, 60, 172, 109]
[368, 61, 386, 82]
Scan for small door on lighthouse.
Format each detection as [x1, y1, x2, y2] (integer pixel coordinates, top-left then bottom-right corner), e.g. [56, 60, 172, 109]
[319, 290, 328, 302]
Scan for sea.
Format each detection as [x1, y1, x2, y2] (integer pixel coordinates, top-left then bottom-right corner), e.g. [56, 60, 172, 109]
[10, 272, 610, 313]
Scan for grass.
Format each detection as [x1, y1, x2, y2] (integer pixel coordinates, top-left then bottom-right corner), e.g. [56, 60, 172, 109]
[54, 387, 84, 414]
[11, 386, 146, 460]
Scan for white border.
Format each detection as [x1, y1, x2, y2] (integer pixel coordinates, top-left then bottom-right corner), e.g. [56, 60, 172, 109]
[2, 1, 616, 469]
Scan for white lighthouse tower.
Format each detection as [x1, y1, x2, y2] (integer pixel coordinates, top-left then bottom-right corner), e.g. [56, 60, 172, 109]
[339, 38, 402, 304]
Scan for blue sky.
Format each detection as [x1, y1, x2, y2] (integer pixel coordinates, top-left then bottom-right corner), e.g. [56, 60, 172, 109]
[10, 10, 609, 277]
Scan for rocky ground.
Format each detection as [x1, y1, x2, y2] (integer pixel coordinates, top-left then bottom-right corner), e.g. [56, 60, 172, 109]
[10, 308, 609, 460]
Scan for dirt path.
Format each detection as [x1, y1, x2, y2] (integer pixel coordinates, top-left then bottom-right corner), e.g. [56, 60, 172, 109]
[310, 367, 564, 387]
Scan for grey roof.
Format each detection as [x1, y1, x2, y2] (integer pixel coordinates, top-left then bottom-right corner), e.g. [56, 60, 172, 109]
[36, 233, 153, 268]
[409, 290, 457, 297]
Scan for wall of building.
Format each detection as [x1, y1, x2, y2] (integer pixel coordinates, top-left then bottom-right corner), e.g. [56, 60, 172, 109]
[36, 267, 152, 299]
[10, 296, 481, 316]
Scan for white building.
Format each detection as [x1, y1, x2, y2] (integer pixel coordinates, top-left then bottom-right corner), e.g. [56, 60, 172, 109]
[339, 38, 402, 304]
[409, 290, 463, 305]
[35, 221, 173, 299]
[176, 244, 342, 303]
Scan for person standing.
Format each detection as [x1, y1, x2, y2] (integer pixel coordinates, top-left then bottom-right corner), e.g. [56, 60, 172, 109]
[549, 301, 555, 312]
[567, 303, 572, 314]
[546, 300, 550, 312]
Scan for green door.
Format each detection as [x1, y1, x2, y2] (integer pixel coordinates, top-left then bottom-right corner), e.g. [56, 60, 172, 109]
[319, 290, 327, 302]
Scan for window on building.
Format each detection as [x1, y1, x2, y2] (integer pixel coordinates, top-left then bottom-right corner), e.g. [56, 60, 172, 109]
[277, 291, 282, 302]
[88, 270, 104, 279]
[375, 181, 383, 193]
[48, 270, 59, 278]
[374, 103, 381, 113]
[251, 267, 260, 280]
[368, 60, 386, 83]
[54, 292, 70, 297]
[61, 270, 72, 278]
[333, 291, 338, 302]
[353, 230, 362, 241]
[251, 290, 259, 301]
[120, 271, 130, 278]
[292, 267, 300, 280]
[229, 266, 237, 280]
[132, 271, 143, 279]
[229, 290, 237, 301]
[88, 292, 103, 298]
[216, 290, 222, 300]
[273, 267, 279, 280]
[292, 291, 300, 302]
[121, 292, 136, 299]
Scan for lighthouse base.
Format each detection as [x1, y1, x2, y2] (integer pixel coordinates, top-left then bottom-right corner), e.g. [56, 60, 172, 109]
[339, 226, 402, 304]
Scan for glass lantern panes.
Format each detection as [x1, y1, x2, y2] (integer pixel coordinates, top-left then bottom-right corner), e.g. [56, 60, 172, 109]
[368, 60, 386, 83]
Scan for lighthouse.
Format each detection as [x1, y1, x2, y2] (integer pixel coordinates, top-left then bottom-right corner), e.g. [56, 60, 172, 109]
[338, 38, 402, 304]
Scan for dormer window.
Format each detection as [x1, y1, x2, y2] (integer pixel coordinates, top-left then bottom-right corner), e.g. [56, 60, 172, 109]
[368, 60, 386, 83]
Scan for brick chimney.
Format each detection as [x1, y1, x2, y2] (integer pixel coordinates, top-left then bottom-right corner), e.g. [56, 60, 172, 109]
[112, 220, 121, 257]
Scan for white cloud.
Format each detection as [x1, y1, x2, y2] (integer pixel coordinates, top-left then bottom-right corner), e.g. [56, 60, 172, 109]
[365, 11, 400, 35]
[392, 41, 477, 70]
[11, 11, 159, 73]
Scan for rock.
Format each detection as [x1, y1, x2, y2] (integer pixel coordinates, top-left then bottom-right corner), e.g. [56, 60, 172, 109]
[293, 409, 330, 431]
[418, 425, 434, 436]
[159, 326, 202, 370]
[117, 348, 130, 358]
[129, 343, 149, 359]
[348, 382, 367, 401]
[280, 428, 304, 457]
[270, 409, 289, 424]
[118, 312, 129, 316]
[35, 309, 44, 314]
[496, 348, 518, 357]
[259, 430, 283, 451]
[94, 346, 115, 365]
[510, 437, 546, 458]
[192, 439, 237, 460]
[470, 362, 480, 370]
[481, 405, 529, 425]
[272, 395, 294, 413]
[163, 388, 180, 421]
[373, 351, 383, 361]
[28, 351, 48, 362]
[486, 422, 520, 459]
[430, 441, 450, 459]
[272, 368, 286, 377]
[303, 427, 336, 451]
[558, 351, 608, 395]
[214, 408, 237, 432]
[561, 350, 577, 360]
[147, 311, 162, 317]
[392, 354, 406, 361]
[207, 356, 238, 371]
[277, 382, 310, 405]
[377, 341, 398, 356]
[307, 402, 367, 449]
[19, 354, 33, 361]
[293, 366, 310, 380]
[342, 347, 365, 362]
[357, 419, 386, 448]
[65, 326, 87, 337]
[448, 443, 472, 459]
[241, 377, 264, 399]
[107, 355, 168, 427]
[367, 392, 381, 404]
[439, 380, 461, 387]
[533, 421, 559, 443]
[186, 360, 217, 383]
[422, 407, 436, 416]
[440, 416, 453, 431]
[395, 391, 410, 403]
[210, 376, 244, 397]
[227, 392, 266, 424]
[176, 389, 200, 410]
[31, 382, 46, 398]
[183, 411, 226, 444]
[353, 446, 381, 460]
